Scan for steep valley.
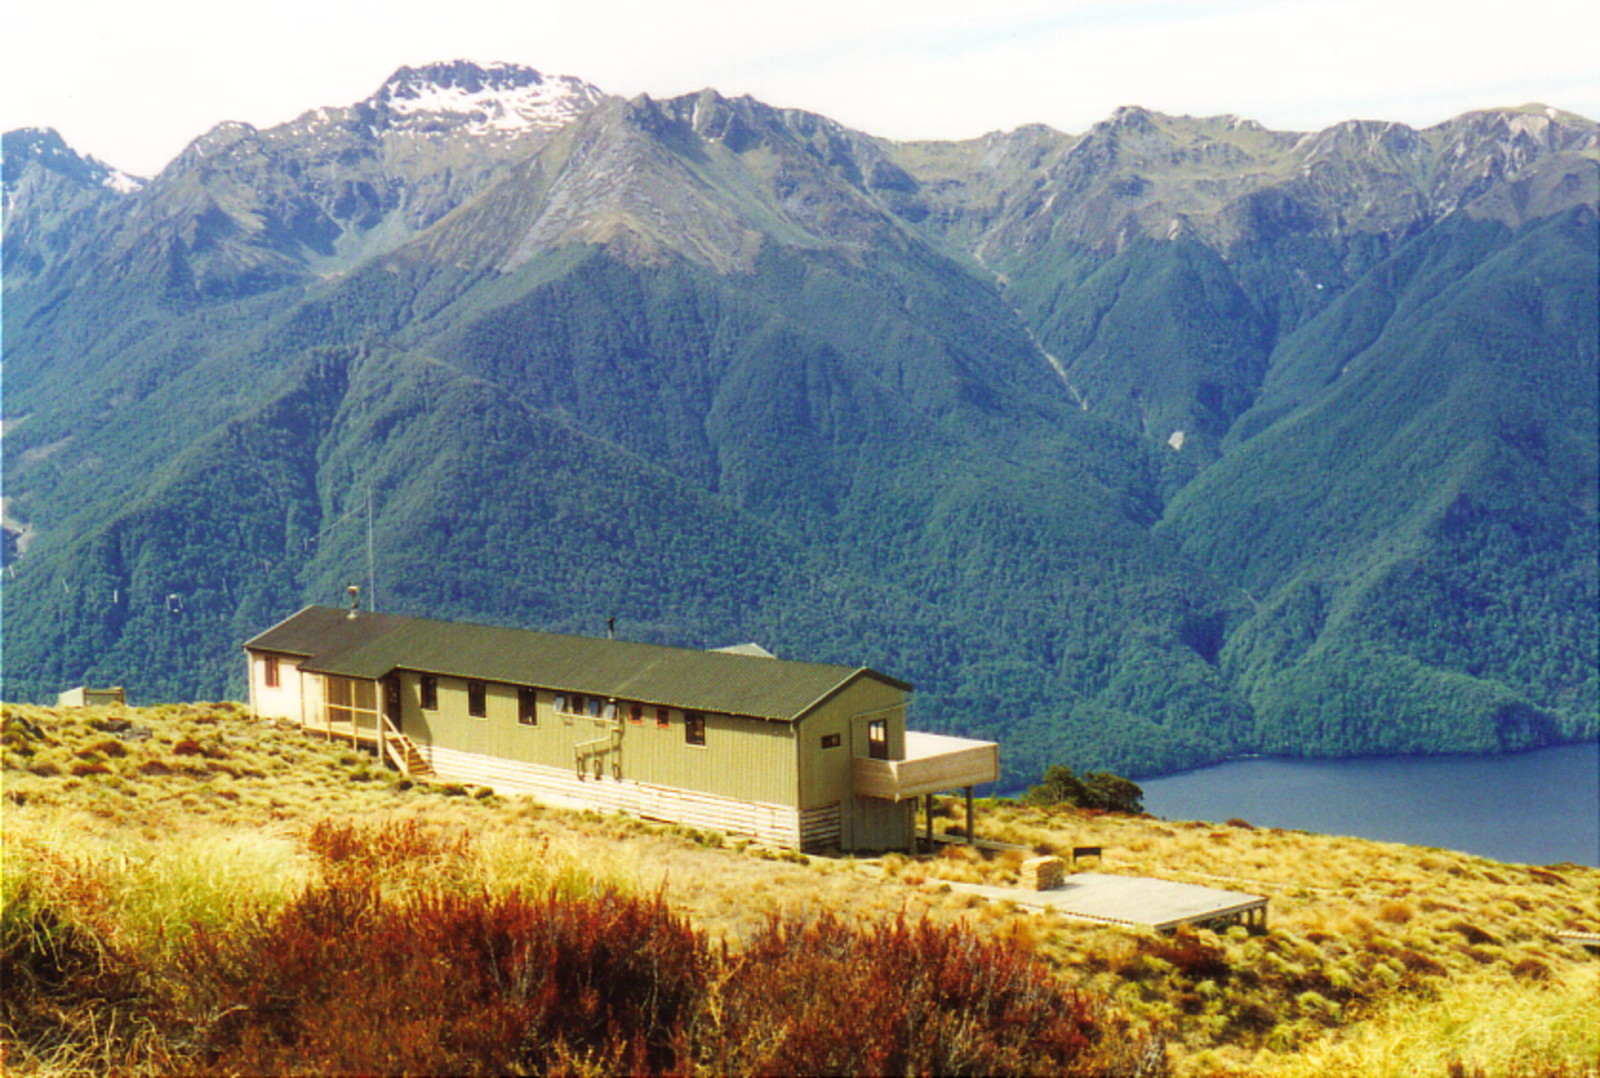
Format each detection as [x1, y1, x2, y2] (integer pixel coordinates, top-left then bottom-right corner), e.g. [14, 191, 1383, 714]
[3, 64, 1596, 782]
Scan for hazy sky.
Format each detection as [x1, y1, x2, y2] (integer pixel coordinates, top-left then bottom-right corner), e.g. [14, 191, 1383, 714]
[6, 0, 1598, 177]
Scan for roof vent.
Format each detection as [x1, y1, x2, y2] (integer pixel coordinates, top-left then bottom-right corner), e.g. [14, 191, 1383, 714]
[711, 642, 776, 659]
[346, 584, 361, 619]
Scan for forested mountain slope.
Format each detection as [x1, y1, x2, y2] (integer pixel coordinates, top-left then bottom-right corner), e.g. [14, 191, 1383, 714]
[4, 65, 1594, 780]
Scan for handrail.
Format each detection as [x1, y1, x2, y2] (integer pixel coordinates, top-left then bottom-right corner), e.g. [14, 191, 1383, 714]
[378, 712, 428, 776]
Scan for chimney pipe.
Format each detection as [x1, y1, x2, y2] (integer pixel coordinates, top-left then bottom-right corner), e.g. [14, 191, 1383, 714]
[347, 584, 361, 618]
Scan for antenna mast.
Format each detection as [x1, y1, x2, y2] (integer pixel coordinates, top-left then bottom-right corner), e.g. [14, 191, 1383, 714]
[366, 487, 376, 612]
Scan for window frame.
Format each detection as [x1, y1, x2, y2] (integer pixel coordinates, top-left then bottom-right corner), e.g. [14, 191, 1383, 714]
[821, 733, 841, 749]
[656, 707, 670, 729]
[685, 711, 706, 747]
[420, 675, 439, 711]
[517, 686, 539, 726]
[467, 680, 488, 719]
[263, 654, 280, 689]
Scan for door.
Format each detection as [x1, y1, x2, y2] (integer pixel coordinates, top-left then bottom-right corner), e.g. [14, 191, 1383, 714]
[383, 676, 402, 730]
[867, 718, 889, 760]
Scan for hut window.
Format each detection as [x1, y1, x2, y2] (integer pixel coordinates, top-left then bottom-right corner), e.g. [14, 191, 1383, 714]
[629, 703, 643, 725]
[821, 733, 841, 749]
[518, 687, 538, 726]
[868, 719, 889, 760]
[263, 655, 279, 689]
[468, 680, 487, 718]
[603, 700, 617, 721]
[685, 712, 706, 746]
[588, 696, 603, 718]
[656, 707, 670, 729]
[554, 693, 568, 714]
[421, 676, 438, 711]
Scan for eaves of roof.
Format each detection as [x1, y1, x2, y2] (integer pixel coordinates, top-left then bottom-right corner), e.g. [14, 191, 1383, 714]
[244, 606, 910, 722]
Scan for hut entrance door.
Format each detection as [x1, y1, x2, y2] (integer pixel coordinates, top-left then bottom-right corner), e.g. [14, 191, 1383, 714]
[383, 677, 402, 731]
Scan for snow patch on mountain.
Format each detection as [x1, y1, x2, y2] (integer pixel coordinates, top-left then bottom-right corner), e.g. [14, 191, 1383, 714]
[377, 61, 603, 135]
[1, 127, 145, 201]
[103, 169, 145, 194]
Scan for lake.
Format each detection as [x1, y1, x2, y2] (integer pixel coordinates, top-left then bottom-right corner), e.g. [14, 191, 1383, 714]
[1137, 741, 1599, 866]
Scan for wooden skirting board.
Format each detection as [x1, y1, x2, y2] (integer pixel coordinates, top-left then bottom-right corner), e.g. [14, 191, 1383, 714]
[426, 744, 807, 848]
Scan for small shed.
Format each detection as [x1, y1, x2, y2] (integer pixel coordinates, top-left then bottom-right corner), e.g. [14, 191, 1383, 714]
[55, 686, 126, 708]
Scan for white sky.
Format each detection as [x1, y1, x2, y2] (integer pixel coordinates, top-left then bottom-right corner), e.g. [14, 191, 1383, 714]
[5, 0, 1598, 177]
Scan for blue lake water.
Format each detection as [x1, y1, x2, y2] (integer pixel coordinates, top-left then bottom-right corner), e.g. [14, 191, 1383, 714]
[1137, 741, 1599, 866]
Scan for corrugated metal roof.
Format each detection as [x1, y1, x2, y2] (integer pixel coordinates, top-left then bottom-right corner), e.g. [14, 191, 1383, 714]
[245, 606, 909, 722]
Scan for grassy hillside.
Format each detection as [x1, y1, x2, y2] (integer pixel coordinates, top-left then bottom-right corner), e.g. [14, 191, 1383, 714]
[5, 702, 1596, 1075]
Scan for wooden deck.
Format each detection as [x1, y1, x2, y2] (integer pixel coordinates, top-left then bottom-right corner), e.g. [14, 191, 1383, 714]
[949, 872, 1268, 933]
[853, 732, 1000, 801]
[301, 720, 431, 777]
[305, 719, 379, 745]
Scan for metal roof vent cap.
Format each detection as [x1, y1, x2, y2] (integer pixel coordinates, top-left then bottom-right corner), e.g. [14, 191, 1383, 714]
[346, 584, 361, 619]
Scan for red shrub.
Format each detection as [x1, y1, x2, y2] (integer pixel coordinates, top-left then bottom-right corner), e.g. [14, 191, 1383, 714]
[1141, 929, 1231, 982]
[303, 818, 471, 872]
[709, 913, 1159, 1077]
[171, 880, 708, 1075]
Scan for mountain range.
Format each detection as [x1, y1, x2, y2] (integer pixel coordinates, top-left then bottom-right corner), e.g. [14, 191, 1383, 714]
[4, 61, 1596, 781]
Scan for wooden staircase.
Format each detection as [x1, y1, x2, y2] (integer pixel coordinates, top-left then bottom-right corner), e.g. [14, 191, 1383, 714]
[380, 716, 433, 778]
[573, 716, 622, 780]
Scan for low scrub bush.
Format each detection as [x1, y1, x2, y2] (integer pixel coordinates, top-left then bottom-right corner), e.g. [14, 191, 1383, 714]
[303, 818, 470, 872]
[172, 880, 710, 1075]
[151, 875, 1158, 1076]
[708, 912, 1161, 1076]
[1139, 930, 1231, 982]
[0, 880, 143, 1069]
[1025, 766, 1145, 813]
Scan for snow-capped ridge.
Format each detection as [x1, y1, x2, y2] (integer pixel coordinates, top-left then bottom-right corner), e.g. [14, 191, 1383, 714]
[2, 126, 146, 197]
[374, 60, 604, 135]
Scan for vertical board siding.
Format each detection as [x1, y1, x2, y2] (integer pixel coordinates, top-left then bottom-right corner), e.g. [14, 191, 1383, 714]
[262, 663, 919, 853]
[426, 744, 804, 847]
[250, 652, 308, 722]
[796, 676, 909, 809]
[399, 673, 799, 807]
[794, 676, 912, 850]
[850, 795, 917, 851]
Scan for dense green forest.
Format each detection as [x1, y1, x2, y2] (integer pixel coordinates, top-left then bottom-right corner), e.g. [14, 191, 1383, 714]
[3, 90, 1595, 783]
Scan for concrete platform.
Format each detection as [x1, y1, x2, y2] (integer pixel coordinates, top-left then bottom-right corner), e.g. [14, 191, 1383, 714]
[950, 872, 1268, 933]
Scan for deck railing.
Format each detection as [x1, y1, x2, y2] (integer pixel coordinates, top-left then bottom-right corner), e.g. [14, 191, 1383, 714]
[852, 732, 999, 801]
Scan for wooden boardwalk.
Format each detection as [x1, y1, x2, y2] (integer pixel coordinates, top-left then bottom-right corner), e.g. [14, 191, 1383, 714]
[1557, 932, 1600, 954]
[949, 872, 1268, 933]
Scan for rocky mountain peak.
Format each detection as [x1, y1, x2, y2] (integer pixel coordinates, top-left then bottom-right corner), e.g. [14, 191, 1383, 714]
[370, 59, 605, 135]
[2, 126, 144, 202]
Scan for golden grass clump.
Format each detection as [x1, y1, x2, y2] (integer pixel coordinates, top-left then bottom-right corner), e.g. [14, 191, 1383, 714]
[6, 703, 1598, 1077]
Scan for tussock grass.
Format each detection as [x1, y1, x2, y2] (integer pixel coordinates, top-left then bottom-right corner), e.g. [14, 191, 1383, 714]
[973, 798, 1600, 1076]
[3, 705, 1155, 1075]
[5, 703, 1596, 1076]
[1259, 967, 1600, 1078]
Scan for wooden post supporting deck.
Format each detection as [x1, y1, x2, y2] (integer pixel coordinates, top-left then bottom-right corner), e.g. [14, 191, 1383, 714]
[924, 794, 935, 850]
[964, 786, 975, 845]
